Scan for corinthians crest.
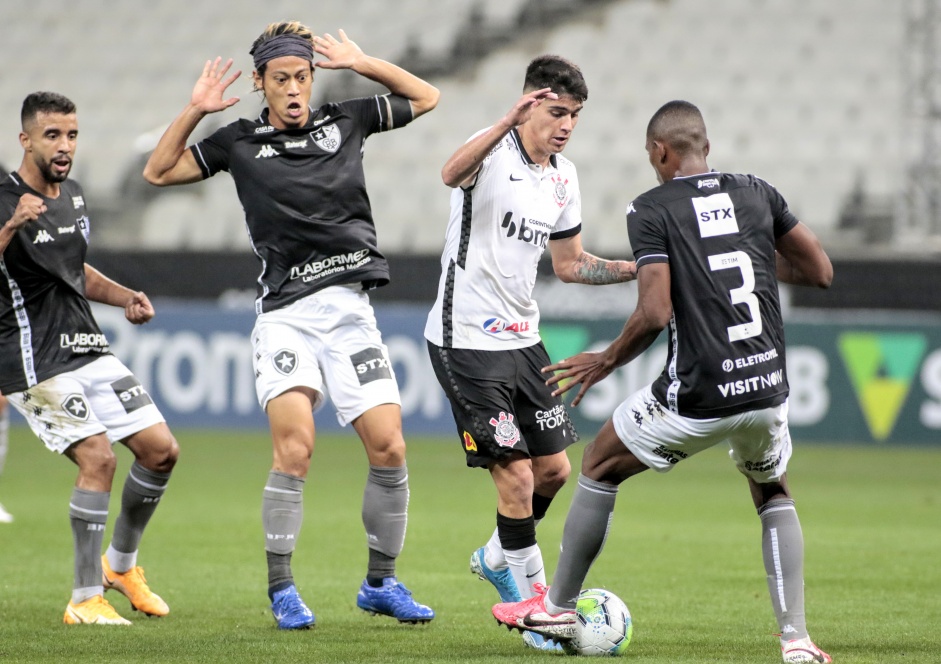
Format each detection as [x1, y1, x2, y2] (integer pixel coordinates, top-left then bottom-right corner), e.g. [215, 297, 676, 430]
[551, 174, 568, 208]
[489, 411, 520, 447]
[310, 124, 342, 153]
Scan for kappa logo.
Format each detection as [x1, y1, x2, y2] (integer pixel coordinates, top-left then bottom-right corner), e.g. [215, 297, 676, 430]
[72, 195, 84, 209]
[489, 411, 520, 448]
[626, 202, 637, 215]
[272, 349, 298, 375]
[33, 229, 55, 244]
[839, 332, 927, 440]
[310, 124, 341, 153]
[61, 394, 90, 421]
[255, 144, 280, 159]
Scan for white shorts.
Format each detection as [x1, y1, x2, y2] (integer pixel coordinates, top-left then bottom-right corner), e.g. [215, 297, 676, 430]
[7, 355, 165, 454]
[251, 284, 400, 426]
[611, 385, 792, 483]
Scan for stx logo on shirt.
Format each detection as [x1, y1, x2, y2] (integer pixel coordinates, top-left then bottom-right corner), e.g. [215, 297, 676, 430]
[501, 212, 550, 248]
[33, 229, 55, 244]
[692, 192, 738, 238]
[255, 144, 280, 159]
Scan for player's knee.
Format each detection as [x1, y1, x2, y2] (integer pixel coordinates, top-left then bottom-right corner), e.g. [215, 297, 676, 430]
[365, 434, 406, 467]
[77, 442, 118, 480]
[534, 456, 571, 494]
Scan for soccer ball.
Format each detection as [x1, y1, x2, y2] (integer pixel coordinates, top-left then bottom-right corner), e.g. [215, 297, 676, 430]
[561, 588, 633, 657]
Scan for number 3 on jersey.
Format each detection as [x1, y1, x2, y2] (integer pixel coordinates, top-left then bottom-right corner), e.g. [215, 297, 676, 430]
[708, 251, 762, 342]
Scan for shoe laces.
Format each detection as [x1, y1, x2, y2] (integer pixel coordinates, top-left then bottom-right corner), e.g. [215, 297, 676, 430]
[83, 595, 122, 619]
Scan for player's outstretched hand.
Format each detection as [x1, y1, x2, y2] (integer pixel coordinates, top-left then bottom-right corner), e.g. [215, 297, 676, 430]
[313, 29, 364, 70]
[8, 194, 47, 231]
[543, 351, 615, 407]
[503, 88, 558, 128]
[125, 291, 155, 325]
[191, 57, 241, 114]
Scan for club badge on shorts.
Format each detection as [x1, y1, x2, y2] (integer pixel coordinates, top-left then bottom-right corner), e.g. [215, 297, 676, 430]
[489, 411, 520, 447]
[272, 349, 298, 375]
[61, 394, 90, 421]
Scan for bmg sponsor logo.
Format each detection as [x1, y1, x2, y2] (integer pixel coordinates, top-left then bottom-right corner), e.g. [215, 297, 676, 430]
[501, 211, 551, 248]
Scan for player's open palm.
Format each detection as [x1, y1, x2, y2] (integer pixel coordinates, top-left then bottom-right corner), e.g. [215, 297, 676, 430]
[543, 351, 614, 406]
[313, 30, 364, 70]
[191, 57, 241, 114]
[505, 88, 558, 128]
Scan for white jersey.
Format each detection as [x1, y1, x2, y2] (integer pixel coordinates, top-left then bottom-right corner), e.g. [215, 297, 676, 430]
[425, 128, 582, 350]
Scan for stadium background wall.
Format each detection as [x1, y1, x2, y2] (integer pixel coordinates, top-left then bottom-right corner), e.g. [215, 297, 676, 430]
[85, 250, 941, 312]
[10, 302, 941, 445]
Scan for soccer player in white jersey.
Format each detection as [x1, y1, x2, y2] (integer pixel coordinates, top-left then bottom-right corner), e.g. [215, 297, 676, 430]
[492, 101, 834, 664]
[144, 21, 439, 629]
[424, 55, 636, 650]
[0, 92, 179, 624]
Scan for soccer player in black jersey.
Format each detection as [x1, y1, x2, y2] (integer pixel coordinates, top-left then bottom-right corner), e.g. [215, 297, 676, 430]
[493, 101, 834, 664]
[144, 21, 439, 629]
[0, 92, 180, 625]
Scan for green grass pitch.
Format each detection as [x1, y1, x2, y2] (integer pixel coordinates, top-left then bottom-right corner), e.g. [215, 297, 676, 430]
[0, 427, 938, 663]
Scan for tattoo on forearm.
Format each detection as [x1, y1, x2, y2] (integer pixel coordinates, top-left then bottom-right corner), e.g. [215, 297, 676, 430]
[573, 253, 636, 284]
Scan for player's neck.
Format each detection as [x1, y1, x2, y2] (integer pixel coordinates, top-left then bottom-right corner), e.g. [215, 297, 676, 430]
[671, 157, 710, 181]
[17, 161, 60, 199]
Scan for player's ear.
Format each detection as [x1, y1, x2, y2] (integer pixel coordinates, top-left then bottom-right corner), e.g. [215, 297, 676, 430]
[703, 139, 710, 158]
[19, 131, 30, 151]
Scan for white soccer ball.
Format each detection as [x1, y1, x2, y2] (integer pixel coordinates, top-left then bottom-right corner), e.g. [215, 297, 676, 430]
[562, 588, 633, 657]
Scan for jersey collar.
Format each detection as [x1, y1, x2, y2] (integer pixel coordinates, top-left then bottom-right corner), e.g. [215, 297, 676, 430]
[509, 128, 558, 170]
[257, 106, 318, 128]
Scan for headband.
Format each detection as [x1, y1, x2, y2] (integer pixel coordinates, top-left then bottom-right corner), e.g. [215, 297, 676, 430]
[251, 33, 314, 70]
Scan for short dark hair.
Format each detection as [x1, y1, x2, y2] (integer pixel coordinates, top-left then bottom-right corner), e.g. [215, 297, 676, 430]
[646, 100, 707, 156]
[21, 91, 76, 129]
[523, 55, 588, 102]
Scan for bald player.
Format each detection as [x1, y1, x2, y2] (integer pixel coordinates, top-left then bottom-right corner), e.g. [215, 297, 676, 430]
[492, 100, 834, 664]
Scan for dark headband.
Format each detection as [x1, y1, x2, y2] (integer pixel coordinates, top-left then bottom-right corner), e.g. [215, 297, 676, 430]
[252, 33, 314, 70]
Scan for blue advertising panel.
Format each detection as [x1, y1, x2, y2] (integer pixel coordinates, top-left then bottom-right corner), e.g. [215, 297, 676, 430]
[10, 302, 940, 446]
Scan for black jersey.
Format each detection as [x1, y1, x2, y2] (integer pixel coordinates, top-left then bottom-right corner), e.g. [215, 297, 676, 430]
[191, 94, 414, 314]
[0, 173, 109, 393]
[627, 172, 798, 418]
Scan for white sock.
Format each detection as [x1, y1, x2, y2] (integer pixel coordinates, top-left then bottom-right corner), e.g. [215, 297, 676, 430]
[504, 543, 546, 599]
[484, 527, 506, 569]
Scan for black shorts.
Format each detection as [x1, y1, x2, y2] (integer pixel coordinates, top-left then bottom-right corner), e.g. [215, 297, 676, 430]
[427, 341, 579, 468]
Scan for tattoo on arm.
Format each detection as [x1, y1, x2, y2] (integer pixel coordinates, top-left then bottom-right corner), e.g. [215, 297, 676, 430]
[573, 253, 637, 284]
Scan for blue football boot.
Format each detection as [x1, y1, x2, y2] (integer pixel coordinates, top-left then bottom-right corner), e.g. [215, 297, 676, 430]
[356, 577, 435, 624]
[270, 585, 315, 630]
[470, 546, 522, 603]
